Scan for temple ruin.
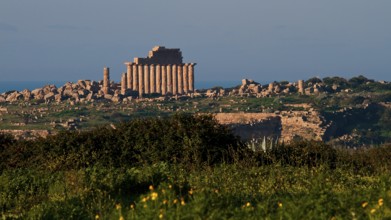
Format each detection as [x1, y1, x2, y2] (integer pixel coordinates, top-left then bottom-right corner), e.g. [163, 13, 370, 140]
[118, 46, 196, 97]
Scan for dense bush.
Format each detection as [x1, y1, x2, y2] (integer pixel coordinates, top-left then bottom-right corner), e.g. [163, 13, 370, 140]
[323, 76, 349, 88]
[0, 114, 247, 170]
[305, 77, 322, 85]
[252, 140, 337, 169]
[252, 140, 391, 174]
[348, 75, 374, 88]
[340, 144, 391, 173]
[0, 133, 15, 151]
[2, 114, 391, 173]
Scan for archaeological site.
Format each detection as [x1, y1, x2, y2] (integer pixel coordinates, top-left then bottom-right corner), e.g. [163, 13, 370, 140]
[0, 45, 390, 147]
[103, 46, 196, 98]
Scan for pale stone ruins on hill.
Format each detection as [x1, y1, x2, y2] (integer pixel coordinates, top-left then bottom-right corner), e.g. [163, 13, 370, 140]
[1, 46, 363, 104]
[103, 46, 196, 98]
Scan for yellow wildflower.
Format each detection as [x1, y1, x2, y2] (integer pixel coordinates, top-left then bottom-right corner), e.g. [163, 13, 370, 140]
[163, 199, 168, 204]
[149, 185, 154, 191]
[246, 202, 251, 207]
[181, 199, 186, 206]
[173, 199, 178, 204]
[169, 185, 172, 189]
[362, 202, 368, 208]
[370, 208, 376, 214]
[379, 198, 384, 206]
[189, 189, 193, 195]
[151, 192, 158, 200]
[278, 202, 283, 208]
[116, 203, 121, 210]
[95, 214, 99, 219]
[130, 204, 135, 209]
[159, 214, 164, 219]
[119, 216, 124, 220]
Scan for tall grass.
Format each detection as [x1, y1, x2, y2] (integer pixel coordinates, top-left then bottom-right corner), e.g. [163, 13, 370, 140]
[1, 114, 391, 219]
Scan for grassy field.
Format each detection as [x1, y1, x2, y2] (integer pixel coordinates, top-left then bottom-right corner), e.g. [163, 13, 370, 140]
[1, 114, 391, 219]
[2, 164, 390, 219]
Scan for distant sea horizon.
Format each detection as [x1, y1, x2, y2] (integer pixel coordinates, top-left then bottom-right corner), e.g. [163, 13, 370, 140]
[0, 80, 244, 93]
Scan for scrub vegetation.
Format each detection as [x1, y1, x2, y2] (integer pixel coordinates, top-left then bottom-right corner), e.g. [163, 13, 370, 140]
[1, 114, 391, 219]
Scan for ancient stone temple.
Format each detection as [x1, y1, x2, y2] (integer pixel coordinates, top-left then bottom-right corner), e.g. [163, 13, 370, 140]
[124, 46, 196, 97]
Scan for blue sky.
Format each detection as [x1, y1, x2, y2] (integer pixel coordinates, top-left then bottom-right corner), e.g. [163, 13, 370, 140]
[1, 0, 390, 83]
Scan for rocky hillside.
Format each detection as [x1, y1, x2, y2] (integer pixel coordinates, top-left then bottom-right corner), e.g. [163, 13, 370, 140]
[215, 106, 332, 142]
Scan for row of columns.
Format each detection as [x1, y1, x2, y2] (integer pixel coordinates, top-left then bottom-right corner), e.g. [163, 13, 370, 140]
[124, 63, 196, 97]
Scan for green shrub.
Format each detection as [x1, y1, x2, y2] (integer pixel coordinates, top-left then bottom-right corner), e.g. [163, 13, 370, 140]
[0, 114, 247, 170]
[323, 76, 349, 88]
[27, 198, 90, 220]
[254, 140, 337, 168]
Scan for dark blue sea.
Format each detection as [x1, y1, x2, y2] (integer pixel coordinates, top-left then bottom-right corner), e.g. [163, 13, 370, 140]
[0, 81, 67, 93]
[0, 81, 240, 93]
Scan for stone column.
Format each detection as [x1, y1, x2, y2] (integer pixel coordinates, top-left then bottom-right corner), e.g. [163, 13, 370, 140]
[156, 64, 161, 94]
[161, 65, 167, 95]
[103, 67, 110, 94]
[133, 64, 138, 92]
[172, 64, 177, 95]
[268, 82, 274, 92]
[138, 64, 144, 97]
[189, 63, 196, 92]
[126, 63, 132, 90]
[144, 65, 150, 94]
[298, 80, 304, 94]
[150, 64, 155, 93]
[167, 64, 172, 94]
[121, 72, 127, 95]
[177, 64, 183, 94]
[183, 64, 188, 94]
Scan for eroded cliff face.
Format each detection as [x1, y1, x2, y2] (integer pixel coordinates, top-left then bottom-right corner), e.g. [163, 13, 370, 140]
[215, 109, 333, 142]
[216, 102, 391, 144]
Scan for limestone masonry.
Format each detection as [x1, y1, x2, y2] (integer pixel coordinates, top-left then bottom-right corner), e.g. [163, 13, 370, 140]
[114, 46, 196, 98]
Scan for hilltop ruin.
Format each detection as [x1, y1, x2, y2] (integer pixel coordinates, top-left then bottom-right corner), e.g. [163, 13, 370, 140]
[102, 46, 197, 98]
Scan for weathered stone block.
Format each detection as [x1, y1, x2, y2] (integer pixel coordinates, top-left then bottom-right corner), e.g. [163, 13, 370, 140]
[44, 92, 55, 102]
[104, 94, 113, 100]
[6, 92, 23, 102]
